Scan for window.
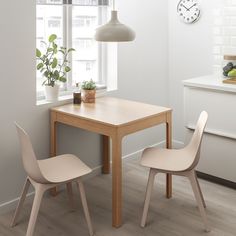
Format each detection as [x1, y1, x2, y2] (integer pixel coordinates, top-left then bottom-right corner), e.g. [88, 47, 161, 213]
[36, 0, 110, 99]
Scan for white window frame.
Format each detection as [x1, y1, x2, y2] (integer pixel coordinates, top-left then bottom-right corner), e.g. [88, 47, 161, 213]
[36, 0, 109, 100]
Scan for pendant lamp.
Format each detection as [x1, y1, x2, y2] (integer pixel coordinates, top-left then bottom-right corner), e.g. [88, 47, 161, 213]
[95, 0, 136, 42]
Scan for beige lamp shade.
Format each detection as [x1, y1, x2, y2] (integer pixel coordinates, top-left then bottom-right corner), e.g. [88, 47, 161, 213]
[95, 11, 136, 42]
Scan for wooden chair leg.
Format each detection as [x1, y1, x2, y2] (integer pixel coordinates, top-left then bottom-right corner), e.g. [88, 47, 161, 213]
[26, 184, 45, 236]
[77, 180, 94, 236]
[67, 182, 75, 211]
[194, 171, 206, 208]
[11, 178, 31, 227]
[141, 169, 156, 227]
[188, 171, 210, 232]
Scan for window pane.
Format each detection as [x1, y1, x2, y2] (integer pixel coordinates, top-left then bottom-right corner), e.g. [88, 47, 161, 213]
[72, 5, 98, 84]
[37, 0, 63, 4]
[36, 5, 63, 93]
[36, 1, 108, 99]
[72, 0, 97, 5]
[72, 0, 109, 6]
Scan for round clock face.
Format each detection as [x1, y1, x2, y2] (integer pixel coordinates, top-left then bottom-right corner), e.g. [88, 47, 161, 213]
[177, 0, 201, 24]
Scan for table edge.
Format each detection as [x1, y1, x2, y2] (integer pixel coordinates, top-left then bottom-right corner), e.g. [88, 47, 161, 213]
[51, 108, 172, 128]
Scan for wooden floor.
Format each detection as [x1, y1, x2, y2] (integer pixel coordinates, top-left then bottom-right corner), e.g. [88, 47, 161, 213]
[0, 157, 235, 236]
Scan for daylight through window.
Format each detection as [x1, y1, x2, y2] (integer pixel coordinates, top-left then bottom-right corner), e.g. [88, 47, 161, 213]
[36, 0, 109, 98]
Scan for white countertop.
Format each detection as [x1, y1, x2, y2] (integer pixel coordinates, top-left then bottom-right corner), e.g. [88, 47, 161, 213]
[183, 74, 236, 93]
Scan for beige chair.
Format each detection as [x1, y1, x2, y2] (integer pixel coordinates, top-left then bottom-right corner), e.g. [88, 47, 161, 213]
[140, 111, 210, 232]
[11, 124, 94, 236]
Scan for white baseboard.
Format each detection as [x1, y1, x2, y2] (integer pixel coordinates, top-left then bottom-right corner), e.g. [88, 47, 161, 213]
[0, 192, 35, 215]
[122, 139, 184, 161]
[0, 139, 183, 215]
[172, 139, 185, 148]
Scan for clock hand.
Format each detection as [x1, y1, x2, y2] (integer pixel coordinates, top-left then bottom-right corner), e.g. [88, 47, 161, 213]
[181, 4, 190, 11]
[187, 3, 197, 10]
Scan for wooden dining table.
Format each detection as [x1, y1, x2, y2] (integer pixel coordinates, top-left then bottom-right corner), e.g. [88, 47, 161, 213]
[50, 97, 172, 228]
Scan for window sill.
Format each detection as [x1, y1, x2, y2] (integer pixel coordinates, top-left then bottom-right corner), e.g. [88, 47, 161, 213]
[36, 94, 72, 106]
[36, 88, 108, 106]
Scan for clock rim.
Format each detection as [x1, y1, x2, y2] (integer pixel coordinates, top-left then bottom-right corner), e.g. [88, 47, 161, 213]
[177, 0, 201, 24]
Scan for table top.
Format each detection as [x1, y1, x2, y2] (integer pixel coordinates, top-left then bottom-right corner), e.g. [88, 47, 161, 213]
[51, 97, 171, 127]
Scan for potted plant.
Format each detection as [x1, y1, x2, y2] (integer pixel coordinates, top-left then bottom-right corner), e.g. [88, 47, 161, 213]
[36, 34, 75, 101]
[81, 79, 97, 103]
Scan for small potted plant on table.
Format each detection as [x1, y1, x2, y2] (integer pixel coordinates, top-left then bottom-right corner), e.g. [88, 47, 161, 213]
[36, 34, 75, 101]
[81, 79, 97, 103]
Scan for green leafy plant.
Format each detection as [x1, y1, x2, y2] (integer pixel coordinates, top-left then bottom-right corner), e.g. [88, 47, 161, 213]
[81, 79, 97, 90]
[36, 34, 75, 87]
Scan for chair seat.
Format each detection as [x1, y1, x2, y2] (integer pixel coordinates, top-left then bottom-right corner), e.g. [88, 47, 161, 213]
[38, 154, 92, 183]
[141, 147, 194, 172]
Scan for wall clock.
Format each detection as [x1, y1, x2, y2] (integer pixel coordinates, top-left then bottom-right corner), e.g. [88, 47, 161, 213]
[177, 0, 201, 24]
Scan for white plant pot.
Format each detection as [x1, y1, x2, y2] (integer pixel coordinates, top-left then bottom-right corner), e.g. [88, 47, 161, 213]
[44, 84, 59, 102]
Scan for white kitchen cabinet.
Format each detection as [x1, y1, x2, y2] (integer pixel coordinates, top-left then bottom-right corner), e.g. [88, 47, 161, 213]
[183, 75, 236, 183]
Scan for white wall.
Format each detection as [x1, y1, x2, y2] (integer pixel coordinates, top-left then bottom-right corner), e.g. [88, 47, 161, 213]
[168, 0, 216, 142]
[0, 0, 169, 212]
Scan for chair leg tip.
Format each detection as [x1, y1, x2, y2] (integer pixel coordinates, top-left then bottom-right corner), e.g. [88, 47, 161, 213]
[89, 231, 94, 236]
[10, 222, 16, 228]
[205, 227, 211, 233]
[140, 222, 146, 228]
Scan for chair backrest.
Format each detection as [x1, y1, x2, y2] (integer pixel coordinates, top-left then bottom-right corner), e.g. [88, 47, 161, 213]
[15, 123, 48, 183]
[185, 111, 208, 170]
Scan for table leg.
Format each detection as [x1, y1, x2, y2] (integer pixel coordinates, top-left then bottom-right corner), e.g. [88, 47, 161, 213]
[166, 111, 172, 198]
[102, 135, 110, 174]
[50, 112, 58, 196]
[50, 112, 57, 157]
[111, 134, 122, 228]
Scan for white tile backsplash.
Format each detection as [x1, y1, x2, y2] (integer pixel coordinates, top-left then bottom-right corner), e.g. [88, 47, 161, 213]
[213, 0, 236, 73]
[231, 0, 236, 5]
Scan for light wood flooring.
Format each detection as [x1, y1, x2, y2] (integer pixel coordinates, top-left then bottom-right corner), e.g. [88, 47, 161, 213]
[0, 157, 235, 236]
